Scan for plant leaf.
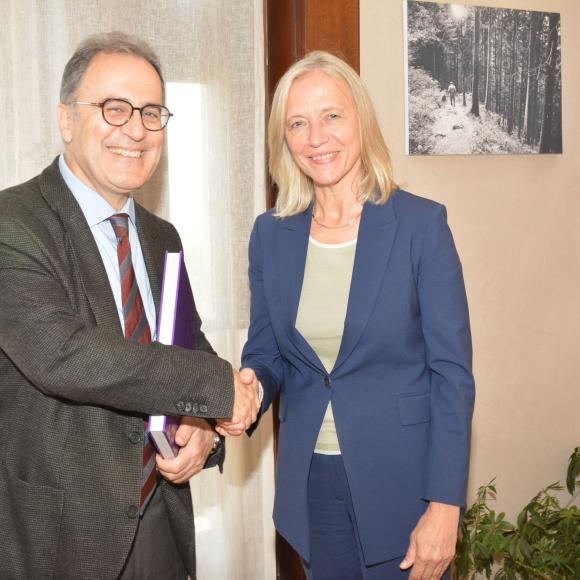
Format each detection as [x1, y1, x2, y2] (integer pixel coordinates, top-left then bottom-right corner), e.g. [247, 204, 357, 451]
[517, 509, 527, 529]
[566, 446, 580, 495]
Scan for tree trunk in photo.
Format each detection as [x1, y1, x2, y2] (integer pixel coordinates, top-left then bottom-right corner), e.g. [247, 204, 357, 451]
[471, 7, 481, 116]
[496, 11, 504, 123]
[455, 25, 460, 89]
[517, 54, 526, 139]
[507, 12, 518, 134]
[484, 9, 492, 109]
[492, 15, 498, 114]
[525, 11, 543, 145]
[522, 13, 533, 141]
[479, 21, 485, 105]
[458, 22, 466, 106]
[439, 45, 447, 87]
[539, 12, 562, 153]
[518, 43, 527, 140]
[552, 73, 563, 152]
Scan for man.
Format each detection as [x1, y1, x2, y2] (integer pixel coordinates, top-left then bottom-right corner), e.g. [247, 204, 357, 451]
[0, 32, 259, 580]
[447, 81, 457, 107]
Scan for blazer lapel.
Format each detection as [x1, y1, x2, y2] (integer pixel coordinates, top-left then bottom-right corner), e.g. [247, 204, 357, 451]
[134, 205, 164, 314]
[333, 199, 398, 373]
[39, 161, 121, 334]
[277, 204, 326, 373]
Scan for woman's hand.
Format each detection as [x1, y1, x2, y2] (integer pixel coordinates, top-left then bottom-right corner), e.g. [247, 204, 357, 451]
[216, 368, 261, 436]
[400, 501, 459, 579]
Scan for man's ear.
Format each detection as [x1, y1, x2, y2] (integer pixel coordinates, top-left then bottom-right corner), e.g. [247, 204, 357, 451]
[57, 103, 74, 143]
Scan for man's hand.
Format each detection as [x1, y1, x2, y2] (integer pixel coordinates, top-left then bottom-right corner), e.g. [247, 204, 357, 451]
[399, 501, 459, 579]
[215, 368, 260, 437]
[156, 417, 215, 484]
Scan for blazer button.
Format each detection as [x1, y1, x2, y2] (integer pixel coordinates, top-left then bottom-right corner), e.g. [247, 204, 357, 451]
[128, 431, 142, 444]
[184, 402, 193, 413]
[126, 505, 139, 519]
[192, 403, 200, 413]
[200, 405, 208, 413]
[176, 401, 185, 412]
[324, 376, 331, 387]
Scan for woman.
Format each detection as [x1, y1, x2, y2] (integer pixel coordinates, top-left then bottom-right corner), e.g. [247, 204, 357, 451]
[241, 52, 474, 579]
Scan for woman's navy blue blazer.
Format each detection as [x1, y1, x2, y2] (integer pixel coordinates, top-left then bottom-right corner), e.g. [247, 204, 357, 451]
[242, 189, 475, 566]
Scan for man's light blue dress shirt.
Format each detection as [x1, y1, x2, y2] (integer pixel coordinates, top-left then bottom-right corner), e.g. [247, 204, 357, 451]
[58, 154, 157, 338]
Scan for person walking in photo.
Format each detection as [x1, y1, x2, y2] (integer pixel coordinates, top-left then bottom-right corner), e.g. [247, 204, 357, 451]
[448, 81, 457, 107]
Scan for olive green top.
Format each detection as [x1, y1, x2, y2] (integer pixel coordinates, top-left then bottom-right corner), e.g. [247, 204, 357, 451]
[295, 236, 357, 454]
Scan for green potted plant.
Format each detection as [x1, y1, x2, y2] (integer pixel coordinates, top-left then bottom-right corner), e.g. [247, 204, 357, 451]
[454, 447, 580, 579]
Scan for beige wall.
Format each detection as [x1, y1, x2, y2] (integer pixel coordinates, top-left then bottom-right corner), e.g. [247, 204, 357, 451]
[361, 0, 579, 517]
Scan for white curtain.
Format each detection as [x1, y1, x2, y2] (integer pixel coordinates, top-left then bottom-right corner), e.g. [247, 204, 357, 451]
[0, 2, 276, 579]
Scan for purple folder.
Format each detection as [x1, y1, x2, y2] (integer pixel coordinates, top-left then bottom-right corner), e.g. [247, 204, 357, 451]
[147, 251, 198, 458]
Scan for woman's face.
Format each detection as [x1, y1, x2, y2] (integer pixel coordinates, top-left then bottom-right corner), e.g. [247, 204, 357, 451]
[284, 70, 362, 194]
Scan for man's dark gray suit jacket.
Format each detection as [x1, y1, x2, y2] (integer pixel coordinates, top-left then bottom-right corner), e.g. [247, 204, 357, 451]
[0, 158, 234, 580]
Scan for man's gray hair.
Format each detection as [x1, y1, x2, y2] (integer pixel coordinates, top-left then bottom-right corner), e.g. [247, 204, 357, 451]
[60, 31, 165, 103]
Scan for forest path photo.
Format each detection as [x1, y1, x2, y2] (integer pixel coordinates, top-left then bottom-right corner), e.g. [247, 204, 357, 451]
[408, 66, 534, 155]
[431, 95, 477, 154]
[405, 1, 562, 155]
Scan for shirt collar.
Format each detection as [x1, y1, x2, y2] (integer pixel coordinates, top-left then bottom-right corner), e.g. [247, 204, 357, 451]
[58, 154, 136, 227]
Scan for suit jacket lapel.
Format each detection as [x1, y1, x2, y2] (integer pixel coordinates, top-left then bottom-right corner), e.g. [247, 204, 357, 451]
[135, 205, 164, 314]
[39, 160, 122, 335]
[277, 204, 326, 373]
[333, 199, 398, 373]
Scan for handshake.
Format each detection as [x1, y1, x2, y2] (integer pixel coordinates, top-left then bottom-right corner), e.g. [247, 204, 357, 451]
[216, 368, 261, 437]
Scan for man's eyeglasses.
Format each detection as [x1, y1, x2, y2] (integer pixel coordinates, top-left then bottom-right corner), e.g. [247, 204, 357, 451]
[69, 98, 173, 131]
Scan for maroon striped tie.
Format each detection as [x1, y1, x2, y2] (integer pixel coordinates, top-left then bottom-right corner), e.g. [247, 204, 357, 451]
[110, 213, 157, 513]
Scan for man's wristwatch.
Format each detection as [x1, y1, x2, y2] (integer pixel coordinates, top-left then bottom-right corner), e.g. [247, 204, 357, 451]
[210, 432, 220, 455]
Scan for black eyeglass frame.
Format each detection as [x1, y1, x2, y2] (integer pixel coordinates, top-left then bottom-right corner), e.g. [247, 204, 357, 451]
[69, 98, 173, 131]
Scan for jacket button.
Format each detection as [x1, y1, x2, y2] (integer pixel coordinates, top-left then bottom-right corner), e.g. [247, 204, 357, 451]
[324, 376, 331, 387]
[199, 404, 208, 413]
[176, 401, 185, 412]
[185, 402, 193, 413]
[126, 505, 139, 519]
[192, 403, 199, 413]
[128, 431, 142, 444]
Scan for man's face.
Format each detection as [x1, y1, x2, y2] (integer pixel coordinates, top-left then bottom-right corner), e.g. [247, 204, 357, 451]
[58, 52, 165, 209]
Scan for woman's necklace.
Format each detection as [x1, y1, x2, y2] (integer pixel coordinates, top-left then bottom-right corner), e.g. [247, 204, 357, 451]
[312, 206, 363, 229]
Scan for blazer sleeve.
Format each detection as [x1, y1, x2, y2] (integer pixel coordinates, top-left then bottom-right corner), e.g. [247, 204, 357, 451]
[0, 214, 234, 419]
[418, 205, 475, 507]
[241, 215, 284, 414]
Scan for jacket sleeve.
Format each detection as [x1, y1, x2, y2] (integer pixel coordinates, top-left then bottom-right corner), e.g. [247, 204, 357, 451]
[241, 215, 284, 416]
[0, 215, 235, 420]
[418, 205, 475, 507]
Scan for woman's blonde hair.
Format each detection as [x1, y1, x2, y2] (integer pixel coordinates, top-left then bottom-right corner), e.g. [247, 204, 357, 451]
[269, 51, 397, 217]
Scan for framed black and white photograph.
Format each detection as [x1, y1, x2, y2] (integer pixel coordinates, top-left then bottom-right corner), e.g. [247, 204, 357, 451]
[404, 0, 562, 155]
